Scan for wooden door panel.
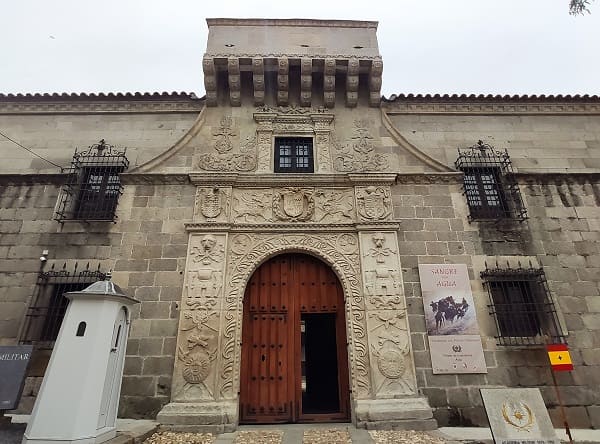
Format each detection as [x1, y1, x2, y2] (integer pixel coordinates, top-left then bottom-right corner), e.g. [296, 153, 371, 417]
[240, 254, 349, 424]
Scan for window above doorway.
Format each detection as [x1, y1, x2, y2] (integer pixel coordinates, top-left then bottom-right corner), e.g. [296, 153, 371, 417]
[274, 137, 314, 173]
[54, 139, 129, 222]
[455, 140, 527, 221]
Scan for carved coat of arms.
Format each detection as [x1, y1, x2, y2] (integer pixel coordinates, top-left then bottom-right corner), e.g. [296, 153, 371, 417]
[273, 188, 315, 222]
[200, 188, 222, 219]
[357, 186, 391, 220]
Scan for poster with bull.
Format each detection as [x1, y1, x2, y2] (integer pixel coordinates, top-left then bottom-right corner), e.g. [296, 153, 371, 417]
[418, 264, 487, 374]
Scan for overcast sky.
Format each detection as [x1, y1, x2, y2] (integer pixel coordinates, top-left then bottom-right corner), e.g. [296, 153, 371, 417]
[1, 0, 599, 97]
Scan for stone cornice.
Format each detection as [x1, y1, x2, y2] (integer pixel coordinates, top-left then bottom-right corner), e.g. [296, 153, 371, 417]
[0, 173, 66, 185]
[189, 172, 398, 187]
[383, 99, 600, 115]
[395, 173, 463, 184]
[206, 18, 378, 28]
[0, 98, 204, 115]
[184, 222, 401, 233]
[120, 173, 191, 185]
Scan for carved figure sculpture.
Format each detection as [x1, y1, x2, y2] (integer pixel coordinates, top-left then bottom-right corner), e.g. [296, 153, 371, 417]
[363, 232, 396, 264]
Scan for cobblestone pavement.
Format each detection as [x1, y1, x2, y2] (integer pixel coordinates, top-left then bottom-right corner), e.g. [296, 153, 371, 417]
[369, 430, 448, 444]
[304, 428, 352, 444]
[233, 430, 284, 443]
[143, 431, 215, 444]
[141, 428, 453, 443]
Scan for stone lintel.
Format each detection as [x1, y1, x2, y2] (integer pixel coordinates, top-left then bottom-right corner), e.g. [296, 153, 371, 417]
[156, 401, 238, 433]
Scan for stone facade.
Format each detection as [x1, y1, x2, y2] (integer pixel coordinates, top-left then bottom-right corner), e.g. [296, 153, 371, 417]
[1, 18, 600, 430]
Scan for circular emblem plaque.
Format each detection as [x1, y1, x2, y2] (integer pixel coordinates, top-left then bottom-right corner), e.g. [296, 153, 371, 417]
[377, 348, 405, 379]
[182, 353, 211, 384]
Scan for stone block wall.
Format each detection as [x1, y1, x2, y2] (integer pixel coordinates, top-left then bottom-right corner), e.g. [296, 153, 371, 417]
[395, 175, 600, 428]
[0, 178, 194, 418]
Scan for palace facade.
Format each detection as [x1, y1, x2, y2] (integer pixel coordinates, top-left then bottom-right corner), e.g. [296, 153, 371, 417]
[1, 19, 600, 430]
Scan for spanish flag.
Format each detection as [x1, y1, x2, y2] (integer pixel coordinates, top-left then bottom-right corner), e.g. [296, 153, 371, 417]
[547, 344, 573, 372]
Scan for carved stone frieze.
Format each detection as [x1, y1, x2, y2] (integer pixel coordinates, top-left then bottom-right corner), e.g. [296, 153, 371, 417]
[273, 187, 315, 221]
[219, 233, 371, 400]
[356, 186, 392, 221]
[314, 188, 355, 223]
[333, 120, 389, 172]
[194, 187, 231, 223]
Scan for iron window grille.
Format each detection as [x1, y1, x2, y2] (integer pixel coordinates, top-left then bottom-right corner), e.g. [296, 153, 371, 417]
[481, 263, 565, 346]
[55, 139, 129, 222]
[455, 140, 527, 221]
[20, 262, 106, 348]
[274, 137, 314, 173]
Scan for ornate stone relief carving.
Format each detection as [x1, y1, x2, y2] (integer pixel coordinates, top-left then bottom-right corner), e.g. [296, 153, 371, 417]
[174, 309, 220, 400]
[368, 310, 414, 395]
[356, 186, 392, 221]
[194, 187, 231, 223]
[314, 188, 355, 223]
[359, 231, 416, 395]
[218, 233, 371, 400]
[197, 116, 257, 172]
[232, 189, 273, 223]
[186, 234, 226, 310]
[273, 187, 315, 222]
[333, 120, 389, 172]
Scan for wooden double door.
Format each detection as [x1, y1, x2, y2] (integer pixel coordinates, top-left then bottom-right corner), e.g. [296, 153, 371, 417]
[239, 253, 350, 423]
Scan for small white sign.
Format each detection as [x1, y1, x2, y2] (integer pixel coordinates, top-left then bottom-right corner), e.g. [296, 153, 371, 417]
[428, 335, 487, 374]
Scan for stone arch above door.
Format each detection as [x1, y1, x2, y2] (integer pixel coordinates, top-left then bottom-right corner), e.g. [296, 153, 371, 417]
[219, 232, 372, 401]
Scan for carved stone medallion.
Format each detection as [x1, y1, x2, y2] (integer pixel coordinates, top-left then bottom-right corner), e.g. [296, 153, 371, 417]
[356, 186, 392, 221]
[273, 188, 315, 221]
[200, 188, 223, 219]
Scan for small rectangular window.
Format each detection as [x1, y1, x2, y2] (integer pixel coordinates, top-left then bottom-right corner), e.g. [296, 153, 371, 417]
[55, 140, 129, 222]
[455, 140, 527, 221]
[481, 265, 565, 346]
[20, 263, 106, 347]
[274, 137, 314, 173]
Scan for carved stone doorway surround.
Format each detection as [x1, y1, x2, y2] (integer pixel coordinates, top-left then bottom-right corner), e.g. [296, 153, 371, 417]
[157, 174, 436, 432]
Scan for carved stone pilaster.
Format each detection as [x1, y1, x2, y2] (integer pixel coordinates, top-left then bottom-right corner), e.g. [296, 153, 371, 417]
[300, 58, 313, 107]
[252, 57, 265, 106]
[170, 233, 228, 404]
[277, 57, 289, 106]
[346, 57, 359, 107]
[203, 57, 217, 106]
[312, 113, 334, 173]
[369, 58, 383, 107]
[355, 231, 434, 429]
[228, 57, 241, 107]
[358, 232, 417, 394]
[253, 113, 276, 173]
[324, 58, 336, 108]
